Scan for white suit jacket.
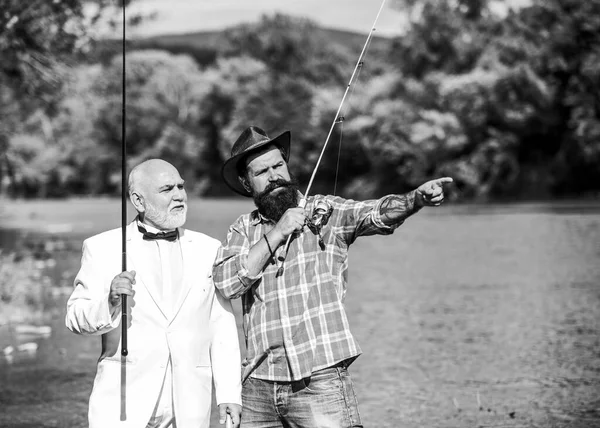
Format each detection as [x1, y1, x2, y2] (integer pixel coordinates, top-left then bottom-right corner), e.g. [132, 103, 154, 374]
[65, 221, 241, 428]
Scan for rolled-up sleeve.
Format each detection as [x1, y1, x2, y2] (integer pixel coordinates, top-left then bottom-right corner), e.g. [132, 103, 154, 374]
[370, 195, 406, 230]
[329, 195, 401, 245]
[213, 219, 262, 300]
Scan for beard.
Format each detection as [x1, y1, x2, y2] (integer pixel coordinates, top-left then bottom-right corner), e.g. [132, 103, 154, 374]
[144, 200, 187, 230]
[252, 177, 299, 222]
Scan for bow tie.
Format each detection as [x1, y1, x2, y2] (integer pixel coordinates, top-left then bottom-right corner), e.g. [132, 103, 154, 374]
[138, 225, 178, 241]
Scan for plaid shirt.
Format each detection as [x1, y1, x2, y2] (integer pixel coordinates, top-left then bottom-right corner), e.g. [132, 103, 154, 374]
[213, 194, 402, 382]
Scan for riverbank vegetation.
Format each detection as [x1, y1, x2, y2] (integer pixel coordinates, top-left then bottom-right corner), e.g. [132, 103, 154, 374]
[1, 0, 599, 202]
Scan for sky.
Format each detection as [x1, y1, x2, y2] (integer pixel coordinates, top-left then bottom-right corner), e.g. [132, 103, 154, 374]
[121, 0, 411, 38]
[94, 0, 531, 39]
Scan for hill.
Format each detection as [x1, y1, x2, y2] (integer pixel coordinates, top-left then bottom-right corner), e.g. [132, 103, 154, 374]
[95, 26, 394, 67]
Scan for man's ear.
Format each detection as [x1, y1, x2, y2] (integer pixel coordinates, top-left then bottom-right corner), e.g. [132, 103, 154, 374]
[239, 176, 251, 193]
[130, 191, 145, 213]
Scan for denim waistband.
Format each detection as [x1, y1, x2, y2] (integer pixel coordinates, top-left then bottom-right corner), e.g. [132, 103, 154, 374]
[313, 358, 351, 373]
[247, 359, 353, 385]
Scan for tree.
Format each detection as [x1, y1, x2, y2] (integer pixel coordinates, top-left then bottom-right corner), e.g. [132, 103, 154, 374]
[0, 0, 147, 197]
[222, 14, 354, 85]
[53, 50, 212, 195]
[387, 0, 600, 199]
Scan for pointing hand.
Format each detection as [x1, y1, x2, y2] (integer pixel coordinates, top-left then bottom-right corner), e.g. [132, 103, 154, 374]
[415, 177, 453, 207]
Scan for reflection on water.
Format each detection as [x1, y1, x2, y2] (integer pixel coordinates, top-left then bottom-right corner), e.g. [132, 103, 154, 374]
[0, 200, 599, 427]
[0, 311, 100, 369]
[0, 228, 97, 370]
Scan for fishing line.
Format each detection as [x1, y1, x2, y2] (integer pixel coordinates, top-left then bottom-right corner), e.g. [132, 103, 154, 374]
[276, 0, 388, 276]
[332, 36, 373, 196]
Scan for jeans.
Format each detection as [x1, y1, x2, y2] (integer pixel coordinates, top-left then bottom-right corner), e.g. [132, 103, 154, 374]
[241, 365, 363, 428]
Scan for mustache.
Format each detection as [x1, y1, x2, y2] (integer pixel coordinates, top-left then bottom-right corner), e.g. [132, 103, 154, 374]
[260, 179, 295, 196]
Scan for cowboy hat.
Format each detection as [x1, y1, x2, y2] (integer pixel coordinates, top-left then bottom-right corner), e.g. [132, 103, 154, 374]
[221, 126, 291, 197]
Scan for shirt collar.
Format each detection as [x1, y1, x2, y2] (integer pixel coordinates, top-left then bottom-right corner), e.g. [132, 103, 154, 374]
[250, 210, 271, 226]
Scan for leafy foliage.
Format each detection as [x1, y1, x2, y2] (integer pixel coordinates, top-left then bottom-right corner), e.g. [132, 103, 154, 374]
[1, 0, 599, 201]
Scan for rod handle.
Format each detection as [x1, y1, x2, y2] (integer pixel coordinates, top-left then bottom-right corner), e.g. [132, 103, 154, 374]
[121, 294, 128, 356]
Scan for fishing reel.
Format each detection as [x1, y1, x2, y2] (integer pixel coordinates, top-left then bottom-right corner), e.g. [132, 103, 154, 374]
[307, 200, 333, 250]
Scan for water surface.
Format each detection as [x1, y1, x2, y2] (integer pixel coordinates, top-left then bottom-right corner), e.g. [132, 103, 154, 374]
[1, 199, 599, 427]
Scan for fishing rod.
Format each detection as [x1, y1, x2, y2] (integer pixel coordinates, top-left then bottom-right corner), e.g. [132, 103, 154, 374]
[120, 0, 128, 359]
[276, 0, 388, 276]
[120, 0, 128, 421]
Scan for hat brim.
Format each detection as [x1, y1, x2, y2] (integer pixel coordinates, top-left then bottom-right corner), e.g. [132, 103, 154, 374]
[221, 130, 291, 197]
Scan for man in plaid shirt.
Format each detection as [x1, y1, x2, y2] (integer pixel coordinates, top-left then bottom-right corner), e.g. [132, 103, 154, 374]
[213, 126, 452, 428]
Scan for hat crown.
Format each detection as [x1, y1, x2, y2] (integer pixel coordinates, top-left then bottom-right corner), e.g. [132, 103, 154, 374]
[231, 126, 272, 157]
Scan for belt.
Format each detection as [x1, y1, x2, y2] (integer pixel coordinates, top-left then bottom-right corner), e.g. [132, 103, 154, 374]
[330, 359, 350, 369]
[313, 358, 351, 374]
[249, 359, 353, 385]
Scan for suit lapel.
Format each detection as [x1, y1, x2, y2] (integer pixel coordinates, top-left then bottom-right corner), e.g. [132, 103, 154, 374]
[127, 220, 170, 320]
[170, 227, 194, 324]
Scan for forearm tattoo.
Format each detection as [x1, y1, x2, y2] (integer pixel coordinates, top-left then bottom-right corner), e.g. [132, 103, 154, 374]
[379, 191, 420, 226]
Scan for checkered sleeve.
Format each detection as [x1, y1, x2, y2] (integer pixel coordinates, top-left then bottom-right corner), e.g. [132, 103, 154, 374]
[213, 217, 262, 300]
[326, 195, 401, 245]
[371, 195, 407, 230]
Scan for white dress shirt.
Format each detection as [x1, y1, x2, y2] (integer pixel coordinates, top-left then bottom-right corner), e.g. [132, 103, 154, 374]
[138, 220, 183, 318]
[138, 220, 183, 427]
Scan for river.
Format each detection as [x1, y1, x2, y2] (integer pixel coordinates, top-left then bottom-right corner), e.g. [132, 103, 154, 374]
[0, 198, 599, 427]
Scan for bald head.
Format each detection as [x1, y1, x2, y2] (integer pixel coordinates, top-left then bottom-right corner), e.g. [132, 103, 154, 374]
[128, 159, 187, 230]
[128, 159, 179, 197]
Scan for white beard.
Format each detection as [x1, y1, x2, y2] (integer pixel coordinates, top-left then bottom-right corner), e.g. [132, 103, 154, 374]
[144, 201, 187, 230]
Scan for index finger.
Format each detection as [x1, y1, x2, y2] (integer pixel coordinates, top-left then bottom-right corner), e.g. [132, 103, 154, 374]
[434, 177, 453, 185]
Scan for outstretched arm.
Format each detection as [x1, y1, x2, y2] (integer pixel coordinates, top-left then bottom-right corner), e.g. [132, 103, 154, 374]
[379, 191, 420, 226]
[379, 177, 453, 226]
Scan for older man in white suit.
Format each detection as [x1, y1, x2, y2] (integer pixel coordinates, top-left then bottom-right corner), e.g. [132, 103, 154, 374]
[66, 159, 242, 428]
